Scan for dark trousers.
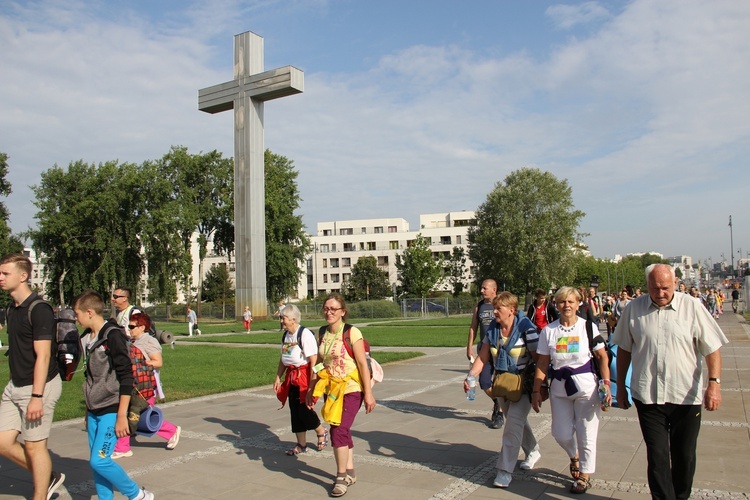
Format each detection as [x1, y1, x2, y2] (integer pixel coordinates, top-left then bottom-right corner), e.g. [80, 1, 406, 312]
[288, 384, 321, 433]
[634, 399, 701, 500]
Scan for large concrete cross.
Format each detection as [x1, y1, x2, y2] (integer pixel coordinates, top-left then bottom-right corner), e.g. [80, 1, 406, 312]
[198, 31, 303, 319]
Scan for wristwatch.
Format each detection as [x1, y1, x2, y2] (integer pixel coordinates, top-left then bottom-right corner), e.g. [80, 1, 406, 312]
[708, 377, 721, 384]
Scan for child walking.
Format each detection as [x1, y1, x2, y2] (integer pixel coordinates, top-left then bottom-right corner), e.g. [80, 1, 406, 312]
[76, 290, 154, 500]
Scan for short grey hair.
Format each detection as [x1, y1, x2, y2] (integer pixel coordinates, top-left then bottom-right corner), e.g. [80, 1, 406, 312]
[645, 263, 676, 283]
[279, 303, 301, 323]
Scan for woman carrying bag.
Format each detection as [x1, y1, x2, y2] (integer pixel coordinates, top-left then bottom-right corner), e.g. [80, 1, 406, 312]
[464, 292, 541, 489]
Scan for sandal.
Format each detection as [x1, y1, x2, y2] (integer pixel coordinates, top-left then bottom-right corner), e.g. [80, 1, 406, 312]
[569, 457, 580, 479]
[317, 429, 330, 451]
[570, 476, 590, 494]
[285, 443, 307, 456]
[330, 477, 348, 497]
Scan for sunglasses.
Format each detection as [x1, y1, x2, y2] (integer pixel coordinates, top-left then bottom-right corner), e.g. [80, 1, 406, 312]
[127, 324, 138, 330]
[112, 294, 125, 299]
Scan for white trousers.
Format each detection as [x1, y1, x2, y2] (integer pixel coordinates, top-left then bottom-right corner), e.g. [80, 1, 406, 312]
[188, 323, 200, 336]
[549, 387, 601, 474]
[497, 395, 539, 473]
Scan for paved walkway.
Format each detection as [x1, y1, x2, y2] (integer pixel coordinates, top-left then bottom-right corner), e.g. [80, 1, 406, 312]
[1, 313, 749, 499]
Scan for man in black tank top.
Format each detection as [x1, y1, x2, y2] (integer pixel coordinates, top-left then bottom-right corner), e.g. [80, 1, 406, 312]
[466, 279, 504, 428]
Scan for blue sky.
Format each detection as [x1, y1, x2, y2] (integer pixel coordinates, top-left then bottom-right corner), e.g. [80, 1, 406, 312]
[1, 0, 749, 264]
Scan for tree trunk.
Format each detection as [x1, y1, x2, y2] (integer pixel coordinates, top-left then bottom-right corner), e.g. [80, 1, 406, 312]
[58, 268, 67, 306]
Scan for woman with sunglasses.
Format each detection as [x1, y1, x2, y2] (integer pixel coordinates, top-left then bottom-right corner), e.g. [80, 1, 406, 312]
[307, 293, 375, 497]
[112, 312, 181, 459]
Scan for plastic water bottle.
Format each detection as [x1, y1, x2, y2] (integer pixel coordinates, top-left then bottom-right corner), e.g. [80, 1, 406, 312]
[466, 374, 477, 401]
[598, 379, 610, 411]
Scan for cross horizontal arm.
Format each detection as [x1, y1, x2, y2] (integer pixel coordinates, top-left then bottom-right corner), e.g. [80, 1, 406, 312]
[198, 65, 304, 114]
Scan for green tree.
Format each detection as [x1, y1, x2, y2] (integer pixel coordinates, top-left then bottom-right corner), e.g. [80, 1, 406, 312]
[202, 263, 234, 319]
[29, 160, 145, 305]
[395, 234, 443, 297]
[264, 150, 311, 305]
[443, 246, 468, 297]
[159, 146, 233, 316]
[468, 168, 585, 295]
[342, 255, 391, 301]
[0, 153, 23, 257]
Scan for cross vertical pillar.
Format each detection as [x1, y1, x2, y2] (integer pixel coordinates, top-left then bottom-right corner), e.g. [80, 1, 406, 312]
[198, 31, 303, 319]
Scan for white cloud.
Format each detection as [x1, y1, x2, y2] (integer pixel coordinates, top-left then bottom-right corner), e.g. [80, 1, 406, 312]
[1, 0, 748, 261]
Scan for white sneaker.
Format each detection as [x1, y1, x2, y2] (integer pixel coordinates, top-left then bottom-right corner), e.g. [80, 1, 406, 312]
[134, 488, 154, 500]
[111, 450, 133, 459]
[493, 470, 512, 488]
[520, 449, 541, 470]
[167, 426, 181, 450]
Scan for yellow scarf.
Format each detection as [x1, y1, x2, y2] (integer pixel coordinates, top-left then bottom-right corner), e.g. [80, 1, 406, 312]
[312, 368, 362, 426]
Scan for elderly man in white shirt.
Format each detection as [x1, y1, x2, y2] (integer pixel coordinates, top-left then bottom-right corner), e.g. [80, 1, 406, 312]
[612, 263, 727, 500]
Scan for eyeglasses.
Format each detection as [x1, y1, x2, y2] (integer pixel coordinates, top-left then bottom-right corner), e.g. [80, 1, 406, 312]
[112, 294, 125, 299]
[127, 324, 138, 330]
[322, 307, 342, 313]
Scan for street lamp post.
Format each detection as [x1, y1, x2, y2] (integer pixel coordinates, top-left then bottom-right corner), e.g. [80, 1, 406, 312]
[729, 215, 735, 277]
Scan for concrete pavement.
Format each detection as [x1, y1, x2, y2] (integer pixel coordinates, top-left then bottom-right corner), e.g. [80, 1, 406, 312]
[1, 313, 749, 499]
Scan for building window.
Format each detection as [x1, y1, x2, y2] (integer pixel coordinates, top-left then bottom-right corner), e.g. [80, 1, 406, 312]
[378, 256, 389, 266]
[374, 226, 383, 233]
[340, 228, 353, 235]
[440, 236, 451, 245]
[389, 240, 399, 250]
[343, 273, 351, 282]
[320, 244, 329, 253]
[367, 241, 376, 251]
[323, 229, 332, 236]
[343, 243, 354, 252]
[322, 259, 328, 268]
[323, 274, 328, 283]
[361, 227, 367, 234]
[330, 258, 339, 268]
[388, 225, 397, 233]
[332, 274, 340, 283]
[342, 258, 351, 267]
[360, 242, 366, 250]
[331, 243, 337, 251]
[456, 235, 462, 244]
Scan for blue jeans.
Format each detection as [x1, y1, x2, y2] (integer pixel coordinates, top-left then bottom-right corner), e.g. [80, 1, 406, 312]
[87, 412, 141, 500]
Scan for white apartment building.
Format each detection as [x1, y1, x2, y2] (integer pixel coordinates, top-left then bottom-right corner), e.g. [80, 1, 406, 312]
[296, 211, 476, 299]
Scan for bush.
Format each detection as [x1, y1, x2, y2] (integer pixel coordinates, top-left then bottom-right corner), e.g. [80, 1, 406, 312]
[347, 300, 402, 319]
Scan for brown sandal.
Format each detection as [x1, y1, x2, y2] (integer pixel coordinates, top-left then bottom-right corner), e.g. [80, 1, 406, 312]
[570, 476, 590, 494]
[569, 457, 580, 479]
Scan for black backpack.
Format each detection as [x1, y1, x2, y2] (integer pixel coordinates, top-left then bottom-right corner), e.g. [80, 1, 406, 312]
[55, 307, 83, 381]
[127, 306, 160, 342]
[585, 319, 612, 380]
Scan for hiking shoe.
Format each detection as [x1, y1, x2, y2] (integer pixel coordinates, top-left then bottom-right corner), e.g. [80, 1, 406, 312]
[47, 471, 65, 499]
[111, 450, 133, 459]
[167, 426, 182, 450]
[493, 470, 512, 488]
[133, 488, 154, 500]
[490, 410, 505, 429]
[490, 399, 500, 420]
[520, 449, 541, 470]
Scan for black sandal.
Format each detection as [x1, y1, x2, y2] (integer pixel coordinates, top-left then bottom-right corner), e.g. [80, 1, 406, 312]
[569, 457, 580, 479]
[570, 476, 590, 494]
[285, 443, 307, 456]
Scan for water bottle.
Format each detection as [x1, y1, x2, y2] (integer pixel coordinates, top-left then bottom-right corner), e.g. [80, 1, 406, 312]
[598, 379, 610, 411]
[466, 374, 477, 401]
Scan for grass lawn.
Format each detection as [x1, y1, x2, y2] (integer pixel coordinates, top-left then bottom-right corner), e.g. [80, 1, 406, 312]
[0, 346, 423, 421]
[182, 323, 468, 347]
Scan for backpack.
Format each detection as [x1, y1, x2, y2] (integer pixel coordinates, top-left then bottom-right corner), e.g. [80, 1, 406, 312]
[8, 299, 83, 382]
[585, 319, 612, 380]
[318, 324, 382, 383]
[55, 307, 83, 381]
[90, 325, 157, 401]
